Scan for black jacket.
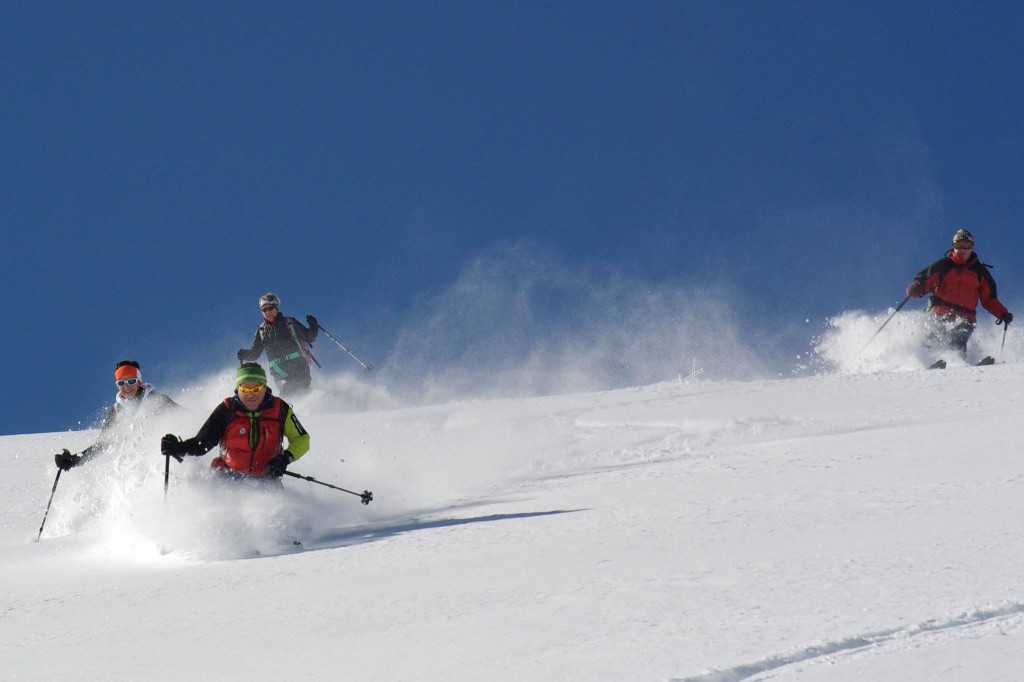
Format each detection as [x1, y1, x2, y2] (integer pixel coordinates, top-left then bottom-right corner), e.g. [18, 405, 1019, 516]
[238, 315, 318, 375]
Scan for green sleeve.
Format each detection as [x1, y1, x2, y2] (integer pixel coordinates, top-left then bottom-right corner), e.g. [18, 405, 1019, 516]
[283, 406, 310, 460]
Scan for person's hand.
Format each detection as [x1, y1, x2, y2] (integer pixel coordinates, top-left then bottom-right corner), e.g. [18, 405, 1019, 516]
[161, 434, 186, 462]
[305, 315, 318, 331]
[998, 312, 1013, 326]
[236, 349, 246, 363]
[906, 280, 924, 297]
[54, 449, 81, 471]
[265, 451, 294, 478]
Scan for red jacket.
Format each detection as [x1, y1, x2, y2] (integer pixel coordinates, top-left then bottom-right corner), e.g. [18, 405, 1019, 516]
[175, 391, 311, 477]
[909, 250, 1008, 322]
[217, 396, 286, 476]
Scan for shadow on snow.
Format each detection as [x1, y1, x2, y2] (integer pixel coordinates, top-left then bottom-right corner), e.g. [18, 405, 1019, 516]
[306, 508, 587, 551]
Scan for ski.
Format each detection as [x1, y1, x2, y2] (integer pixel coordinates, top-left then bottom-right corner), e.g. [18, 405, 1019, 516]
[928, 357, 995, 370]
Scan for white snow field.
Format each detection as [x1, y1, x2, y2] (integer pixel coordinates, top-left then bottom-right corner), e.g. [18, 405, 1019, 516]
[3, 311, 1024, 681]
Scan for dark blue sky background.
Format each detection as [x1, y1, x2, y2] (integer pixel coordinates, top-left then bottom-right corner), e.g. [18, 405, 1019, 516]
[4, 2, 1023, 434]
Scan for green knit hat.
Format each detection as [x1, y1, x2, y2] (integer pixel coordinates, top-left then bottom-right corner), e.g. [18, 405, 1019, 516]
[236, 363, 268, 387]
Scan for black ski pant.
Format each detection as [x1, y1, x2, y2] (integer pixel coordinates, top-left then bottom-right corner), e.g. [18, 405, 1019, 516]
[926, 313, 975, 358]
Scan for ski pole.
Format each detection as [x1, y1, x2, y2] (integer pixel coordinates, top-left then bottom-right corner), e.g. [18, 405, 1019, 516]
[283, 470, 373, 504]
[36, 469, 62, 542]
[1001, 321, 1008, 356]
[858, 294, 912, 356]
[316, 325, 373, 373]
[164, 453, 171, 498]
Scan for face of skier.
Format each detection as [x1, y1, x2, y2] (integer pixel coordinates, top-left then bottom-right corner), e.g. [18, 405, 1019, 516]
[952, 240, 973, 264]
[237, 382, 267, 409]
[116, 377, 142, 399]
[261, 305, 279, 323]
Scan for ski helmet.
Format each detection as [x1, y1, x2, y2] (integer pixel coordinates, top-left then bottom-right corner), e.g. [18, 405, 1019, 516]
[258, 293, 280, 310]
[951, 228, 974, 246]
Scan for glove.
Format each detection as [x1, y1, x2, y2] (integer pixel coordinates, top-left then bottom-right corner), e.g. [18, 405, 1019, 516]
[265, 451, 294, 478]
[54, 449, 81, 471]
[906, 280, 924, 297]
[998, 312, 1013, 326]
[161, 434, 187, 462]
[305, 315, 318, 331]
[236, 348, 246, 363]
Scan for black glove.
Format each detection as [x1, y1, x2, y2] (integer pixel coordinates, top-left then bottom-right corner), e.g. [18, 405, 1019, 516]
[998, 312, 1013, 326]
[906, 280, 924, 297]
[265, 451, 293, 478]
[305, 315, 318, 331]
[54, 449, 81, 471]
[236, 348, 246, 363]
[161, 434, 187, 462]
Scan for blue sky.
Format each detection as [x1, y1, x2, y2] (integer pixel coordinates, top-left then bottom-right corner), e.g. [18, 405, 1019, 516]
[4, 2, 1023, 435]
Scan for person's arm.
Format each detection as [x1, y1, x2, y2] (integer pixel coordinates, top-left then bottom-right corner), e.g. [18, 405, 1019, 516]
[978, 270, 1010, 320]
[907, 257, 947, 298]
[281, 405, 310, 460]
[178, 402, 234, 457]
[79, 404, 119, 462]
[300, 316, 319, 344]
[237, 327, 266, 362]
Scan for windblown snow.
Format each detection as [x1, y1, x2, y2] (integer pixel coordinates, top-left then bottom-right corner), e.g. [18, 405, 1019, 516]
[2, 309, 1023, 681]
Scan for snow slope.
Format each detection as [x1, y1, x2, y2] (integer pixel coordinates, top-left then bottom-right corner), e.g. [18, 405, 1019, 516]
[3, 315, 1024, 681]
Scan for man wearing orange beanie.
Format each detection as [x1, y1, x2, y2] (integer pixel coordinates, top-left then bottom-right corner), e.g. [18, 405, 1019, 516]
[54, 360, 180, 470]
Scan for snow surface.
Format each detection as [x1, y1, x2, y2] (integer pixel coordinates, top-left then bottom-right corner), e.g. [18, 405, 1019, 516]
[3, 309, 1024, 681]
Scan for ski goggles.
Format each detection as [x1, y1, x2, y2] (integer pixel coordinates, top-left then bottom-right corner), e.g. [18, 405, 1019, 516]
[238, 384, 266, 395]
[116, 378, 141, 387]
[953, 241, 973, 250]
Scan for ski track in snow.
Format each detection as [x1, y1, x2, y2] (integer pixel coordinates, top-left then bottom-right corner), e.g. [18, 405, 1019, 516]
[674, 603, 1024, 681]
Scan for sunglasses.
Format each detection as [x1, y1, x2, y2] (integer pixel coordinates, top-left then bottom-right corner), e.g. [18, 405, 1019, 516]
[953, 242, 973, 250]
[261, 306, 278, 313]
[238, 384, 266, 395]
[116, 378, 141, 387]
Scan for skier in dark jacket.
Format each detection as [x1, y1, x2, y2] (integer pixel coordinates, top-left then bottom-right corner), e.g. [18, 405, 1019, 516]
[160, 363, 310, 479]
[906, 228, 1012, 362]
[54, 360, 180, 470]
[237, 293, 319, 397]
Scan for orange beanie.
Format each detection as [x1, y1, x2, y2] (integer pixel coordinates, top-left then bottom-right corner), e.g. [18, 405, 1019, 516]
[115, 364, 141, 382]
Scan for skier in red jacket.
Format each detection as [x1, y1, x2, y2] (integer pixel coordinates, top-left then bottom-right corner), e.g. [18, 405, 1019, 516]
[906, 228, 1012, 362]
[160, 363, 310, 479]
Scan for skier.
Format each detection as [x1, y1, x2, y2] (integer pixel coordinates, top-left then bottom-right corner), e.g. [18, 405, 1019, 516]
[906, 228, 1012, 364]
[159, 363, 310, 480]
[54, 360, 180, 470]
[237, 293, 319, 397]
